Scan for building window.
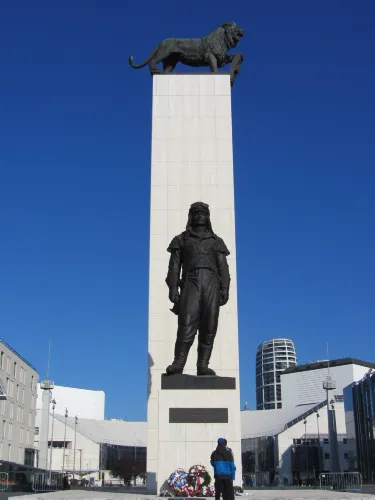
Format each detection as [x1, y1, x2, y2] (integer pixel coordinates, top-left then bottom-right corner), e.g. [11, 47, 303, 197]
[35, 426, 39, 435]
[264, 385, 275, 400]
[31, 375, 34, 391]
[9, 402, 14, 419]
[343, 438, 347, 444]
[16, 385, 19, 401]
[277, 402, 282, 409]
[20, 427, 23, 444]
[0, 400, 5, 415]
[8, 422, 12, 440]
[20, 367, 23, 383]
[18, 447, 23, 464]
[324, 438, 329, 444]
[2, 420, 6, 439]
[275, 362, 288, 370]
[0, 351, 4, 370]
[23, 369, 26, 385]
[13, 362, 17, 378]
[324, 453, 330, 459]
[344, 453, 348, 459]
[263, 372, 274, 384]
[6, 357, 10, 374]
[263, 363, 274, 372]
[7, 380, 14, 398]
[26, 430, 30, 445]
[8, 444, 11, 462]
[22, 388, 25, 404]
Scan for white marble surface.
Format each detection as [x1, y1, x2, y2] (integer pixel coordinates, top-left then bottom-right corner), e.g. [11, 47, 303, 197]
[147, 74, 241, 492]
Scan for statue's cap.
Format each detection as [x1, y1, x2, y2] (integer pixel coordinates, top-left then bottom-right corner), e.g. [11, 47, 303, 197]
[189, 202, 210, 215]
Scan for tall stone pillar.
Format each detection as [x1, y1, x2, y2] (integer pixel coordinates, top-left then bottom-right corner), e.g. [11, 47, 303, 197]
[147, 74, 241, 492]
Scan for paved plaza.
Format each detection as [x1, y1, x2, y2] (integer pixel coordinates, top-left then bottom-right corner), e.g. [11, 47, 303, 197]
[8, 489, 375, 500]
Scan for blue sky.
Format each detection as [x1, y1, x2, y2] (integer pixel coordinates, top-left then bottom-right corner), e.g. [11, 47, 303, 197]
[1, 1, 374, 420]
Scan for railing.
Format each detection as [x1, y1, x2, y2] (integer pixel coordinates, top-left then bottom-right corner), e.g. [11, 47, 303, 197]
[0, 472, 9, 491]
[319, 472, 362, 492]
[284, 400, 327, 429]
[31, 472, 63, 492]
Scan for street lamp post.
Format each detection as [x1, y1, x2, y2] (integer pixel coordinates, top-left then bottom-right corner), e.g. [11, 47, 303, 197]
[62, 408, 68, 474]
[73, 416, 78, 482]
[49, 398, 56, 480]
[304, 419, 309, 485]
[78, 449, 82, 473]
[315, 410, 321, 476]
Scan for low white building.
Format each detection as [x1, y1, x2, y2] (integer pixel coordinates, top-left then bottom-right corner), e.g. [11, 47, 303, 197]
[36, 384, 105, 421]
[0, 338, 39, 465]
[35, 384, 105, 471]
[281, 358, 375, 409]
[34, 412, 146, 483]
[35, 384, 146, 482]
[241, 399, 348, 485]
[241, 358, 375, 485]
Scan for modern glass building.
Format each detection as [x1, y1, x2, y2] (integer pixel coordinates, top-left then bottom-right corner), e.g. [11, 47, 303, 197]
[351, 370, 375, 482]
[256, 338, 297, 410]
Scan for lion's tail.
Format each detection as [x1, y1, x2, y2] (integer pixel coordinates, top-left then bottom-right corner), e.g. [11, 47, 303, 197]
[128, 47, 158, 69]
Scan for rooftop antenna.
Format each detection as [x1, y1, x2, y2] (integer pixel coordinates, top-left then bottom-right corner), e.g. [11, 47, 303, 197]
[46, 340, 51, 381]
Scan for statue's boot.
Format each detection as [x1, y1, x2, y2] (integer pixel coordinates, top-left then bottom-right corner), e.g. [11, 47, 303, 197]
[197, 343, 216, 376]
[166, 341, 191, 375]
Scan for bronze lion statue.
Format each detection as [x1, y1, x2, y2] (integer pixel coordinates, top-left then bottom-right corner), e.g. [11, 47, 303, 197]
[129, 22, 244, 86]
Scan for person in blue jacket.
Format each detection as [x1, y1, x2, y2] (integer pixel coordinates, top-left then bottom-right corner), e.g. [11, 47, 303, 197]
[210, 438, 236, 500]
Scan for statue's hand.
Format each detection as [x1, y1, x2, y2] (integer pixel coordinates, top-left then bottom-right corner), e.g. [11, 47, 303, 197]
[220, 288, 229, 306]
[169, 286, 180, 304]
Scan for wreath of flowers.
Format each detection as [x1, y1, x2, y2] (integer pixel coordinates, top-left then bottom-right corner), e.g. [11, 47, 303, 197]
[164, 464, 215, 497]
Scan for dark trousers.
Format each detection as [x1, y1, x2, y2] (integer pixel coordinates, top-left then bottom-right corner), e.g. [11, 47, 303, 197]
[215, 478, 234, 500]
[175, 268, 221, 366]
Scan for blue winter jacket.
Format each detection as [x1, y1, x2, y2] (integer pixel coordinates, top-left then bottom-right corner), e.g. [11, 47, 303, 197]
[210, 445, 236, 480]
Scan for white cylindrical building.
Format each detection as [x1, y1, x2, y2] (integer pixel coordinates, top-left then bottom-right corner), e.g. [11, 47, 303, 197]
[256, 338, 297, 409]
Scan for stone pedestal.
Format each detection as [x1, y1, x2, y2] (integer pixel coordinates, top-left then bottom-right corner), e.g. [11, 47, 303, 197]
[147, 74, 241, 493]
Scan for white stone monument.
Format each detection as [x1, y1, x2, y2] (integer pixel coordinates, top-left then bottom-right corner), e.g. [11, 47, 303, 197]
[147, 73, 241, 492]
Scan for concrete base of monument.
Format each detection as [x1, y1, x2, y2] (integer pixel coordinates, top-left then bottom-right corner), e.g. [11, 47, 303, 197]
[161, 373, 236, 390]
[153, 373, 242, 494]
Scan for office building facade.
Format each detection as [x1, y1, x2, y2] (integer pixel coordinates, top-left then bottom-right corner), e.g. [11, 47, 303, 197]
[349, 370, 375, 482]
[0, 339, 39, 465]
[256, 338, 297, 410]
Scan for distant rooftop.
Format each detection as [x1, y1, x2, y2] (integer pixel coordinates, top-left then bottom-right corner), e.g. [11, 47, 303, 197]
[284, 357, 375, 374]
[54, 414, 147, 447]
[0, 338, 37, 372]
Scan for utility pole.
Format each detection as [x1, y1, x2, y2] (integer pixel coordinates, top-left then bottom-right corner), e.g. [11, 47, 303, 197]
[49, 398, 56, 480]
[323, 344, 340, 472]
[39, 341, 54, 471]
[62, 408, 68, 474]
[73, 416, 78, 481]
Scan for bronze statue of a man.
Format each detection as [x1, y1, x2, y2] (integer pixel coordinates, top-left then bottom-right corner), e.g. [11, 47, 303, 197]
[165, 202, 231, 376]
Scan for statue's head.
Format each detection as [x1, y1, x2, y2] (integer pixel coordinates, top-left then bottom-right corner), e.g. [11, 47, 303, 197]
[186, 202, 212, 231]
[221, 22, 245, 47]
